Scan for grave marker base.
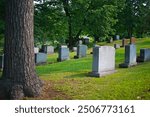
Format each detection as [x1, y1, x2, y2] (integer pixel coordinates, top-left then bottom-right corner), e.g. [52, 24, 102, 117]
[119, 62, 137, 68]
[57, 58, 70, 62]
[89, 70, 116, 77]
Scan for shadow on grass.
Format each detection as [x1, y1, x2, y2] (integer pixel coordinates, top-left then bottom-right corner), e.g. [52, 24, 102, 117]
[64, 72, 90, 79]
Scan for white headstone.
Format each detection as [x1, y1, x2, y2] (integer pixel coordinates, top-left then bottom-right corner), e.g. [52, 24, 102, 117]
[34, 47, 39, 54]
[90, 46, 116, 77]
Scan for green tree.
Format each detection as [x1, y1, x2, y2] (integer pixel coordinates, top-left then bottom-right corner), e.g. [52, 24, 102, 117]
[86, 4, 117, 42]
[34, 0, 68, 46]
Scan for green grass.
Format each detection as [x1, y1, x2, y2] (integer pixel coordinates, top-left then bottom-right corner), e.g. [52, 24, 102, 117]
[1, 38, 150, 100]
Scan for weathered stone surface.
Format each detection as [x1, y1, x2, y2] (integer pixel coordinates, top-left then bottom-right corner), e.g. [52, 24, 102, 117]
[114, 44, 120, 49]
[35, 53, 47, 64]
[138, 48, 150, 62]
[74, 45, 87, 58]
[42, 45, 54, 54]
[57, 45, 70, 62]
[90, 46, 116, 77]
[119, 44, 137, 68]
[0, 55, 4, 69]
[34, 47, 39, 54]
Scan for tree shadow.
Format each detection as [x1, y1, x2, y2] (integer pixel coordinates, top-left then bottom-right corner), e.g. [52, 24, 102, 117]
[64, 72, 91, 79]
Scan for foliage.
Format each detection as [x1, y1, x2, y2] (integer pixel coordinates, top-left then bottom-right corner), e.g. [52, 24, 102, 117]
[116, 0, 150, 38]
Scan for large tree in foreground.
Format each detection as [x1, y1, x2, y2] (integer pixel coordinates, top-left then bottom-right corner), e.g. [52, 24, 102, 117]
[0, 0, 43, 99]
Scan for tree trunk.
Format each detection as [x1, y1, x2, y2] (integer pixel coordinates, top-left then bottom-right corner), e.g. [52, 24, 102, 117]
[0, 0, 43, 99]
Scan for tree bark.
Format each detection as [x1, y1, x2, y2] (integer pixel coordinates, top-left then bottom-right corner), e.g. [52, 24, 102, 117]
[0, 0, 43, 100]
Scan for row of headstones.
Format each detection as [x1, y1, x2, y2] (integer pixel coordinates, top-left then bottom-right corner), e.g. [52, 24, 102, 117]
[34, 45, 54, 64]
[0, 41, 88, 68]
[35, 41, 88, 64]
[90, 44, 150, 77]
[114, 37, 136, 49]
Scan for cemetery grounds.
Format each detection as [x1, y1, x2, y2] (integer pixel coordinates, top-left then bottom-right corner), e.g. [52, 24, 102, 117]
[0, 38, 150, 100]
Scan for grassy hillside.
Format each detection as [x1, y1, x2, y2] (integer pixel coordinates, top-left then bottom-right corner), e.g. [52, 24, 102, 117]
[0, 38, 150, 100]
[34, 38, 150, 100]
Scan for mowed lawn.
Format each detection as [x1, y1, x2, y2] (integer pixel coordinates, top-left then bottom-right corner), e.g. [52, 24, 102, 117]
[35, 38, 150, 100]
[0, 38, 150, 100]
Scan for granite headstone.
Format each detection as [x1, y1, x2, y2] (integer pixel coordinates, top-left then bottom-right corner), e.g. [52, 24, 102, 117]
[114, 44, 120, 49]
[90, 46, 116, 77]
[115, 35, 120, 40]
[138, 48, 150, 62]
[42, 45, 54, 54]
[35, 53, 47, 64]
[122, 38, 128, 47]
[72, 47, 77, 52]
[34, 47, 39, 54]
[74, 44, 87, 58]
[57, 45, 70, 62]
[83, 37, 90, 44]
[119, 44, 137, 68]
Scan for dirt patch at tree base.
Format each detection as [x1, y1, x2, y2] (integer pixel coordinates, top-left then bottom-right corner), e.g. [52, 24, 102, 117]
[29, 80, 72, 100]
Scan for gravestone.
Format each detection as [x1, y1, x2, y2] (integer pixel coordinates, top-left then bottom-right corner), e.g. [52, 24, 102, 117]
[115, 35, 120, 40]
[74, 44, 87, 59]
[130, 37, 136, 44]
[35, 53, 47, 64]
[122, 38, 128, 47]
[0, 55, 4, 69]
[90, 46, 116, 77]
[34, 47, 39, 54]
[138, 48, 150, 62]
[83, 37, 90, 44]
[42, 45, 54, 54]
[72, 47, 77, 52]
[108, 38, 113, 43]
[78, 40, 83, 45]
[57, 45, 70, 62]
[114, 44, 120, 49]
[119, 44, 137, 68]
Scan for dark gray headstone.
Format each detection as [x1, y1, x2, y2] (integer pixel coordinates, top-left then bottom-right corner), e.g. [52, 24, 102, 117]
[139, 48, 150, 62]
[57, 46, 70, 62]
[114, 44, 120, 49]
[90, 46, 116, 77]
[74, 45, 87, 58]
[122, 38, 128, 47]
[35, 53, 47, 64]
[83, 37, 90, 44]
[0, 55, 4, 69]
[42, 45, 54, 54]
[119, 44, 137, 68]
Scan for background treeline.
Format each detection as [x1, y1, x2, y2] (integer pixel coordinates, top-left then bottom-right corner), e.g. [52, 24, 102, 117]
[0, 0, 150, 49]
